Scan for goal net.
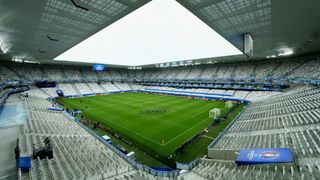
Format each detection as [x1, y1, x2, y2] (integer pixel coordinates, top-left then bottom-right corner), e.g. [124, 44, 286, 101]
[209, 108, 221, 119]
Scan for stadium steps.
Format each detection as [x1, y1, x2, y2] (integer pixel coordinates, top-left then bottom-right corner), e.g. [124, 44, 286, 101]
[243, 91, 251, 100]
[85, 83, 95, 93]
[38, 87, 51, 97]
[212, 66, 220, 79]
[79, 68, 85, 80]
[197, 67, 206, 79]
[171, 69, 181, 79]
[117, 70, 124, 80]
[56, 83, 60, 90]
[6, 65, 23, 80]
[162, 68, 174, 79]
[268, 62, 282, 77]
[0, 71, 5, 80]
[71, 83, 81, 95]
[251, 63, 258, 77]
[40, 67, 48, 79]
[232, 91, 236, 96]
[20, 172, 30, 180]
[96, 72, 101, 81]
[127, 70, 132, 79]
[151, 70, 162, 79]
[230, 66, 237, 79]
[178, 172, 206, 180]
[151, 71, 162, 79]
[105, 71, 112, 81]
[112, 82, 123, 91]
[127, 83, 133, 90]
[125, 70, 130, 79]
[131, 70, 136, 79]
[99, 84, 108, 93]
[111, 71, 118, 81]
[61, 68, 68, 80]
[122, 70, 129, 80]
[285, 60, 307, 77]
[184, 67, 193, 79]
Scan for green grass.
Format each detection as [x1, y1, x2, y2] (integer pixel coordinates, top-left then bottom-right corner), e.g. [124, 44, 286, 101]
[59, 92, 233, 158]
[86, 124, 168, 167]
[173, 103, 245, 163]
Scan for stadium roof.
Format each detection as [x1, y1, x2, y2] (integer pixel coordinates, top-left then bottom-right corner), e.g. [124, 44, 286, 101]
[0, 0, 320, 66]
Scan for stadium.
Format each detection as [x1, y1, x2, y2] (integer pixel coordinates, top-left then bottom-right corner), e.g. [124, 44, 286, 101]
[0, 0, 320, 179]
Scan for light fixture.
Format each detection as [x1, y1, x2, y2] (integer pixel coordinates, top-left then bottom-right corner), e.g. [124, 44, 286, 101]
[12, 57, 23, 62]
[266, 55, 276, 58]
[278, 47, 293, 56]
[0, 40, 7, 54]
[24, 60, 38, 64]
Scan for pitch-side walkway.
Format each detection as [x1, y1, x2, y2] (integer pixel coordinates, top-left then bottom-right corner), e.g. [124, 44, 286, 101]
[0, 95, 26, 128]
[0, 126, 21, 180]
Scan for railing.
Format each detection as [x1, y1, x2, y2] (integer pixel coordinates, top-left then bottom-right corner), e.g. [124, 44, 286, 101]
[0, 87, 28, 109]
[176, 158, 199, 171]
[63, 111, 181, 178]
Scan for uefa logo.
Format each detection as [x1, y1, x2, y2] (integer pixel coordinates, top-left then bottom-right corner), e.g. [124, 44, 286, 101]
[258, 151, 280, 159]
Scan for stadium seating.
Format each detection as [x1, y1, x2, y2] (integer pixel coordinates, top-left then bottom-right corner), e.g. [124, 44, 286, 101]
[113, 82, 132, 91]
[19, 86, 320, 180]
[74, 83, 94, 95]
[99, 82, 120, 92]
[21, 97, 168, 180]
[1, 55, 320, 179]
[233, 64, 255, 80]
[0, 89, 10, 107]
[45, 67, 65, 82]
[57, 84, 78, 96]
[86, 83, 105, 93]
[191, 158, 320, 180]
[0, 65, 21, 81]
[289, 58, 320, 79]
[24, 82, 141, 98]
[199, 86, 320, 179]
[1, 54, 320, 83]
[26, 86, 50, 99]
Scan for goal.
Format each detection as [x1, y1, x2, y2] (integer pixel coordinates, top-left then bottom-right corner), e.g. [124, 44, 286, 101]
[209, 108, 221, 119]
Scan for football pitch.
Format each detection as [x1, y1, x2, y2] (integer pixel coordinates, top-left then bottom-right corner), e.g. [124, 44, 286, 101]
[59, 92, 233, 157]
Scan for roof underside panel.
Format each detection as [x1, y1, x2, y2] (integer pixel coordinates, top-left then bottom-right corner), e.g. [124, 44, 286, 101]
[0, 0, 151, 61]
[177, 0, 320, 59]
[0, 0, 319, 65]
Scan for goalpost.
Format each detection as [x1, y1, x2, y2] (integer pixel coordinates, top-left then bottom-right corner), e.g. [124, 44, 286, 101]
[209, 108, 221, 119]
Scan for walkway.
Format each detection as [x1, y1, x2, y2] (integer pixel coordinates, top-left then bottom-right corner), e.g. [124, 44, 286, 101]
[0, 95, 26, 128]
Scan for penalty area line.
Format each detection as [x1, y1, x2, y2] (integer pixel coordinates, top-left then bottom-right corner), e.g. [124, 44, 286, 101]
[162, 117, 209, 146]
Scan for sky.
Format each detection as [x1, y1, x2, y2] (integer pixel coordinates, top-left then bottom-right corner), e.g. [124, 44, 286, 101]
[54, 0, 242, 66]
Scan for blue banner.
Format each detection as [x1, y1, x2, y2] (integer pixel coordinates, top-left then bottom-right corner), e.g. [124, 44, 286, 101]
[235, 148, 293, 165]
[93, 64, 105, 71]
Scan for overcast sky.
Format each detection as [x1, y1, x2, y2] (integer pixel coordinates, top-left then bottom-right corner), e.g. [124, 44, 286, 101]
[54, 0, 242, 66]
